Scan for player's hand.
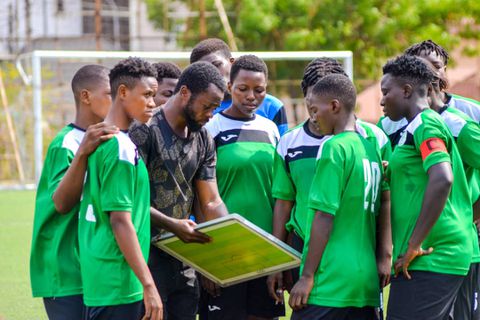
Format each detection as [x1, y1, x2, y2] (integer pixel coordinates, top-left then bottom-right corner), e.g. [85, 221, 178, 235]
[376, 256, 392, 288]
[267, 272, 284, 304]
[288, 275, 314, 310]
[78, 122, 118, 156]
[394, 246, 433, 280]
[171, 219, 211, 243]
[142, 283, 163, 320]
[201, 275, 221, 297]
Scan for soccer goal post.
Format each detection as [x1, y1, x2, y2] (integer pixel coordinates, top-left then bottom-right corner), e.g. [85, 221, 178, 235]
[14, 50, 353, 187]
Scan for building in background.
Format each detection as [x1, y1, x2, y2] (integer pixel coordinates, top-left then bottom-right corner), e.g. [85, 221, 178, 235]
[0, 0, 177, 55]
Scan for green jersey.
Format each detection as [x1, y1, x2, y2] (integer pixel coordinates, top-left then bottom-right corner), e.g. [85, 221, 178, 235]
[30, 124, 84, 297]
[304, 132, 382, 308]
[206, 112, 279, 233]
[273, 119, 390, 240]
[388, 109, 472, 276]
[78, 132, 151, 306]
[439, 106, 480, 263]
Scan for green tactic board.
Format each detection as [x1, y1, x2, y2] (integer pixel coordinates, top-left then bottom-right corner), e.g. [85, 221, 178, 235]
[152, 214, 301, 287]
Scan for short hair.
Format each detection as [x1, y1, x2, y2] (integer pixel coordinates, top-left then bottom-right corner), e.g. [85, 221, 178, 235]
[382, 55, 436, 91]
[311, 74, 356, 112]
[301, 58, 347, 97]
[109, 57, 157, 99]
[404, 39, 449, 66]
[152, 62, 181, 82]
[71, 64, 109, 103]
[174, 61, 227, 97]
[230, 55, 268, 83]
[190, 38, 232, 63]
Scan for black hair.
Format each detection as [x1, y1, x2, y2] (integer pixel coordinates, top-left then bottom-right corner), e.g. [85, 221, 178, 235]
[404, 39, 449, 66]
[71, 64, 109, 104]
[190, 38, 232, 63]
[152, 62, 181, 82]
[174, 61, 227, 96]
[230, 55, 268, 83]
[311, 74, 356, 112]
[109, 57, 157, 99]
[382, 55, 436, 93]
[301, 58, 347, 97]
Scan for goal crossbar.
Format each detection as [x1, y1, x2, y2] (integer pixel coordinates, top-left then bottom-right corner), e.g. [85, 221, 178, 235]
[15, 50, 353, 185]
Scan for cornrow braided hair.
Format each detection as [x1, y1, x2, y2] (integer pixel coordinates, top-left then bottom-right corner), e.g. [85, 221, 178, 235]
[404, 40, 449, 66]
[301, 58, 347, 97]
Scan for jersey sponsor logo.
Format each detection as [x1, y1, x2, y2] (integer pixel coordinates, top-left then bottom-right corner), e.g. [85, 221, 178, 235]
[208, 305, 221, 312]
[85, 204, 96, 222]
[220, 134, 238, 142]
[287, 150, 303, 158]
[420, 138, 447, 160]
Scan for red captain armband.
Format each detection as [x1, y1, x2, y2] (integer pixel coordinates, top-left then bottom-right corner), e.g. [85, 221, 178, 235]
[420, 138, 448, 161]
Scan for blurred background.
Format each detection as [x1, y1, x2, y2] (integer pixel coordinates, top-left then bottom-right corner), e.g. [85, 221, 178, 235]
[1, 1, 480, 319]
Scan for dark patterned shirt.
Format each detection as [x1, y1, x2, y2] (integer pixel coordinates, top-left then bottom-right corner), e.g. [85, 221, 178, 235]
[129, 109, 216, 234]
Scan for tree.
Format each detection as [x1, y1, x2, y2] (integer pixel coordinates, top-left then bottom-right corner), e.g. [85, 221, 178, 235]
[145, 0, 480, 84]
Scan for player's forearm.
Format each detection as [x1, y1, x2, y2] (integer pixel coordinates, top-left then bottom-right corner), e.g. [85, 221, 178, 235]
[377, 190, 392, 259]
[150, 207, 177, 231]
[301, 212, 333, 279]
[474, 196, 480, 221]
[52, 152, 89, 214]
[201, 199, 228, 221]
[110, 211, 155, 288]
[409, 163, 452, 249]
[272, 199, 294, 242]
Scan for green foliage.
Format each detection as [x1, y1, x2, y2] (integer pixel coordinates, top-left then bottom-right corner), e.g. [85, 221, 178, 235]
[145, 0, 480, 83]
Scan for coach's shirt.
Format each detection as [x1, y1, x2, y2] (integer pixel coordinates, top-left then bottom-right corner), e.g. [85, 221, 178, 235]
[388, 109, 472, 276]
[78, 131, 150, 306]
[273, 119, 391, 241]
[30, 124, 83, 298]
[129, 109, 216, 267]
[305, 132, 382, 307]
[206, 112, 279, 233]
[214, 94, 288, 135]
[438, 106, 480, 264]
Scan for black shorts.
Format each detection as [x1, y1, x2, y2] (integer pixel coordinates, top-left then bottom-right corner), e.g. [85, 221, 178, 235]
[84, 300, 143, 320]
[149, 247, 200, 320]
[451, 262, 480, 320]
[43, 294, 85, 320]
[198, 276, 285, 320]
[291, 305, 376, 320]
[387, 270, 464, 320]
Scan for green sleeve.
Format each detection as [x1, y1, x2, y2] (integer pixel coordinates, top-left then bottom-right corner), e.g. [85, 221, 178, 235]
[414, 120, 451, 172]
[272, 151, 295, 201]
[100, 149, 135, 213]
[380, 139, 392, 163]
[457, 122, 480, 169]
[308, 142, 344, 215]
[47, 147, 75, 198]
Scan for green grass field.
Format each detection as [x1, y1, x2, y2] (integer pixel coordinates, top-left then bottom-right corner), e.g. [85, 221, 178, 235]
[0, 191, 295, 319]
[0, 190, 46, 320]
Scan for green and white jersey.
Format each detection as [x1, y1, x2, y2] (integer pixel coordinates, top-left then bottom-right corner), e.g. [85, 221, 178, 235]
[388, 109, 472, 276]
[439, 106, 480, 263]
[356, 119, 392, 163]
[78, 131, 150, 307]
[273, 119, 391, 240]
[205, 112, 279, 233]
[30, 124, 84, 298]
[304, 131, 383, 308]
[448, 93, 480, 123]
[272, 121, 323, 239]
